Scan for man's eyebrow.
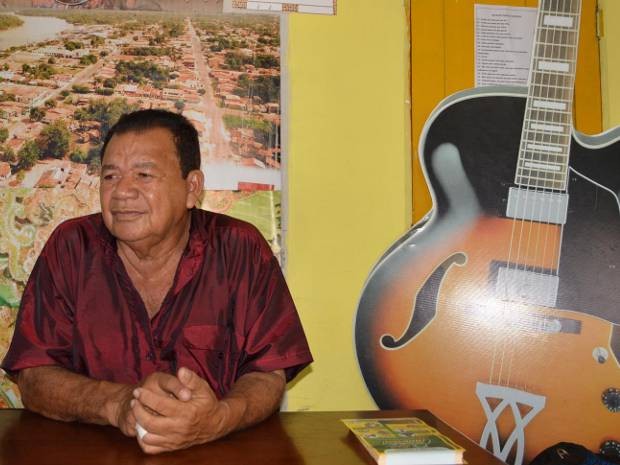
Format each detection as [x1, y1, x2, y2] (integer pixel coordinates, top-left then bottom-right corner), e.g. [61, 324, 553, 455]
[101, 162, 159, 171]
[131, 161, 158, 169]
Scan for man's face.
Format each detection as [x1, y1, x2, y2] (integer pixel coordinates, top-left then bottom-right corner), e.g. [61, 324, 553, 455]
[100, 127, 201, 248]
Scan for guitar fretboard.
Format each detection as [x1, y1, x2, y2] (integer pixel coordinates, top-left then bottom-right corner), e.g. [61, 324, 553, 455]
[515, 0, 581, 191]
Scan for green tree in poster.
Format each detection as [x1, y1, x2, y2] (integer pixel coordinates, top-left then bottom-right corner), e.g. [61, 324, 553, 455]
[0, 127, 8, 144]
[70, 148, 87, 163]
[29, 107, 46, 122]
[39, 120, 71, 159]
[17, 140, 40, 170]
[74, 98, 138, 142]
[0, 146, 16, 165]
[79, 54, 98, 66]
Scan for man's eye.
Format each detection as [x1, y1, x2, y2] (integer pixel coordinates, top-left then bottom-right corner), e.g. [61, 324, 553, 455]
[102, 174, 116, 181]
[137, 172, 153, 179]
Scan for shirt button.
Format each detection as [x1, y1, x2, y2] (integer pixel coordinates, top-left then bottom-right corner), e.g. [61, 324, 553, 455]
[146, 351, 155, 361]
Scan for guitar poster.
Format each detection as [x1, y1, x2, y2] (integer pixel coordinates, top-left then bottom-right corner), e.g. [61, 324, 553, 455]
[355, 1, 620, 465]
[0, 1, 284, 406]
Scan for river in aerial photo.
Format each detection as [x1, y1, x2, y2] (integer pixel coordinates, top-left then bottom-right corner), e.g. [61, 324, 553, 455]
[0, 13, 73, 50]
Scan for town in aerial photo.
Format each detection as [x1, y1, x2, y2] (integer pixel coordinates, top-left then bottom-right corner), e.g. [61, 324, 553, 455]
[0, 1, 283, 405]
[0, 1, 282, 190]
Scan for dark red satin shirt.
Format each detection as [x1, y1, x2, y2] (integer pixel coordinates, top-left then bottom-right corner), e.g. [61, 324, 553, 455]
[2, 209, 312, 398]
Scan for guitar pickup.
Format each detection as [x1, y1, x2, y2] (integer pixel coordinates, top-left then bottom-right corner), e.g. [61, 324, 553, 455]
[506, 187, 569, 224]
[495, 265, 559, 308]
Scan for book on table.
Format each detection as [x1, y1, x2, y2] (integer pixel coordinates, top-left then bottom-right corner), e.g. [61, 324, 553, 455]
[342, 417, 465, 465]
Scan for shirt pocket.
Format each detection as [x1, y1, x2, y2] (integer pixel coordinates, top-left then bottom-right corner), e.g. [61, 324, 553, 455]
[176, 324, 243, 398]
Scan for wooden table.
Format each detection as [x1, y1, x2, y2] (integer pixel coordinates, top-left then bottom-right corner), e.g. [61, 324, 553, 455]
[0, 409, 506, 465]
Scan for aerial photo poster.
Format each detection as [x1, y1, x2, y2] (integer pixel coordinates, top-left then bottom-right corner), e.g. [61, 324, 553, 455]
[0, 0, 283, 406]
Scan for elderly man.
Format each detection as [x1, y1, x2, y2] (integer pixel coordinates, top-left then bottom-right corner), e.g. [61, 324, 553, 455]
[2, 109, 312, 454]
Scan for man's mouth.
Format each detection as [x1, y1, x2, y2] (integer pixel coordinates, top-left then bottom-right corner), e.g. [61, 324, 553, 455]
[111, 210, 144, 220]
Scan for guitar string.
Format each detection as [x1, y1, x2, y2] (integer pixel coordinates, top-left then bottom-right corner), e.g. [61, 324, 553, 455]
[531, 0, 578, 380]
[497, 0, 540, 386]
[498, 0, 579, 389]
[508, 0, 576, 389]
[500, 0, 548, 387]
[498, 0, 538, 385]
[519, 0, 564, 389]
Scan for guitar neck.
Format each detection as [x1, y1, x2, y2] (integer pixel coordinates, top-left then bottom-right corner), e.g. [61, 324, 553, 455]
[515, 0, 582, 191]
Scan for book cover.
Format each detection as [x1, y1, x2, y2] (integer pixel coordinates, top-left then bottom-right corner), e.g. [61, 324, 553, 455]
[342, 417, 465, 465]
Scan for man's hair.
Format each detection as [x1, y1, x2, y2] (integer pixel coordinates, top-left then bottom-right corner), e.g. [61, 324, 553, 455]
[101, 109, 201, 178]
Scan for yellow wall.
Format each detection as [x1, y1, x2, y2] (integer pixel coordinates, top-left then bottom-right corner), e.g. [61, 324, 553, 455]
[284, 0, 411, 410]
[600, 0, 620, 129]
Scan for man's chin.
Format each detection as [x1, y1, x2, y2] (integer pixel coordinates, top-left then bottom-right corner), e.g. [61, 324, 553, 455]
[106, 224, 148, 244]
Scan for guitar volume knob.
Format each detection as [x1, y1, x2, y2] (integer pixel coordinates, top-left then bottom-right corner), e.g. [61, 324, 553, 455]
[600, 440, 620, 460]
[601, 388, 620, 413]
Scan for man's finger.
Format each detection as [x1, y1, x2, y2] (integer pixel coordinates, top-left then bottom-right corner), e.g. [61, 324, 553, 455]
[133, 387, 181, 418]
[137, 434, 171, 455]
[177, 367, 213, 396]
[142, 372, 192, 401]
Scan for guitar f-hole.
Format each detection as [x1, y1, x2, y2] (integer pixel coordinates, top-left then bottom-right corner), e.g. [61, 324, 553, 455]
[380, 253, 467, 350]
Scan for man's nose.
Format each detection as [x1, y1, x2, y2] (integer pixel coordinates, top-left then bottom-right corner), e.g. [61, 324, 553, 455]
[112, 175, 138, 198]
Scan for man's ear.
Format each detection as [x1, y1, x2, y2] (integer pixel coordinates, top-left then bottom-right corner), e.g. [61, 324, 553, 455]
[185, 169, 205, 208]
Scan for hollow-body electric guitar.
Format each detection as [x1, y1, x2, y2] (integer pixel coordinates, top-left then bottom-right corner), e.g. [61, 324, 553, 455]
[355, 2, 620, 464]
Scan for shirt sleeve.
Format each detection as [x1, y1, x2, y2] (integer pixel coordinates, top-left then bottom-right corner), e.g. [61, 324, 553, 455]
[1, 229, 75, 377]
[234, 228, 313, 383]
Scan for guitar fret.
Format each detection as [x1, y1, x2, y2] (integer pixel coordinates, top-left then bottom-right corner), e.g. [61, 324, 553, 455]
[520, 142, 569, 154]
[530, 71, 574, 86]
[516, 171, 566, 182]
[534, 48, 576, 62]
[534, 47, 576, 61]
[535, 41, 577, 49]
[519, 151, 569, 163]
[517, 161, 567, 173]
[536, 30, 578, 47]
[519, 155, 569, 166]
[528, 122, 567, 133]
[525, 143, 564, 154]
[530, 67, 575, 78]
[539, 5, 579, 15]
[528, 86, 574, 102]
[522, 160, 563, 171]
[523, 125, 571, 134]
[529, 83, 573, 92]
[515, 175, 566, 190]
[523, 127, 569, 136]
[543, 14, 574, 28]
[521, 140, 570, 154]
[527, 106, 573, 115]
[537, 60, 570, 73]
[534, 43, 577, 61]
[516, 174, 566, 182]
[526, 108, 572, 117]
[523, 130, 570, 142]
[517, 161, 568, 173]
[532, 99, 569, 111]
